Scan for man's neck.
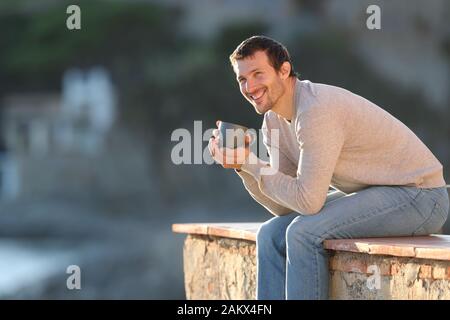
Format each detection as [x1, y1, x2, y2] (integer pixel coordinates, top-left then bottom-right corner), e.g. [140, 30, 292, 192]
[271, 77, 297, 122]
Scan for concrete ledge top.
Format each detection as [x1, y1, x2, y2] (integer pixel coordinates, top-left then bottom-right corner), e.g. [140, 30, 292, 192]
[172, 222, 450, 261]
[172, 222, 260, 242]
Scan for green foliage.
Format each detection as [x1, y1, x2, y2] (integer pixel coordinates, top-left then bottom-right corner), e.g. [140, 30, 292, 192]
[0, 0, 180, 75]
[212, 21, 268, 59]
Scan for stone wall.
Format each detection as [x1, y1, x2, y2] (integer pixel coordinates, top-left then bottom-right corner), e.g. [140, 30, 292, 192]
[183, 235, 256, 300]
[182, 234, 450, 300]
[330, 251, 450, 299]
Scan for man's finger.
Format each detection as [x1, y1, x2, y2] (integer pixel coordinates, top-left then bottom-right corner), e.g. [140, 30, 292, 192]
[208, 138, 215, 156]
[213, 143, 225, 164]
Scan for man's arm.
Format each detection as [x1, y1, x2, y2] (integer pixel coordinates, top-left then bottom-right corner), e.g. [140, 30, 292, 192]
[235, 169, 293, 216]
[234, 114, 299, 216]
[235, 145, 298, 216]
[240, 107, 345, 215]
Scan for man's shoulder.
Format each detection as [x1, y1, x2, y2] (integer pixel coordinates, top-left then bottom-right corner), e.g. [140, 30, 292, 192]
[299, 79, 348, 96]
[295, 80, 355, 118]
[300, 80, 368, 108]
[262, 111, 279, 128]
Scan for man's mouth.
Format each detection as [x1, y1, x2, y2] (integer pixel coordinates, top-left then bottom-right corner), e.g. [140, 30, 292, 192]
[249, 89, 266, 102]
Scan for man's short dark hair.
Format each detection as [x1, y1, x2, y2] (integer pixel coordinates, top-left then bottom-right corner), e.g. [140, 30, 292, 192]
[229, 35, 298, 78]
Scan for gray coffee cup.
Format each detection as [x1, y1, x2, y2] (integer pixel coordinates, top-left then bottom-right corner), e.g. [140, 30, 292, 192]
[218, 121, 250, 149]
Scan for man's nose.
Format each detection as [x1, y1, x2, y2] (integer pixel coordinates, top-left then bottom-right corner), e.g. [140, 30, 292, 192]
[245, 79, 257, 94]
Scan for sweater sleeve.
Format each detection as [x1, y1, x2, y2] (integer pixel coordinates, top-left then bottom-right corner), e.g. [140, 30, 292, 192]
[241, 107, 345, 215]
[235, 169, 294, 216]
[235, 117, 299, 216]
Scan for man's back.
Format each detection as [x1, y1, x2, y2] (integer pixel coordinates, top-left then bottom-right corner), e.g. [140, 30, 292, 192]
[262, 79, 445, 194]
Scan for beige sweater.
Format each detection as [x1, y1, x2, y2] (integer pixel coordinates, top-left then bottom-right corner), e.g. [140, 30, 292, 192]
[237, 79, 446, 216]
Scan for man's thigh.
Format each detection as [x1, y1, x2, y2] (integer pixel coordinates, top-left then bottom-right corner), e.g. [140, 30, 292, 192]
[291, 186, 430, 240]
[324, 189, 347, 205]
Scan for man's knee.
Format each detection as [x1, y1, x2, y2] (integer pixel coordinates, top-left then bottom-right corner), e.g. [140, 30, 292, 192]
[256, 215, 293, 246]
[257, 218, 279, 244]
[285, 216, 322, 246]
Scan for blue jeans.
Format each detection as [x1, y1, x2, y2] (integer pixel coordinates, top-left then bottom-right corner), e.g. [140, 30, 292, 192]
[256, 186, 449, 300]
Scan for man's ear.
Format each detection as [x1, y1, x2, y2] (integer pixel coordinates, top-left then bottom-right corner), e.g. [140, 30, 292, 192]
[280, 61, 291, 80]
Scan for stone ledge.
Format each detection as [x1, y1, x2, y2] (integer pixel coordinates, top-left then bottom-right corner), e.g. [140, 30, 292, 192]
[173, 223, 450, 299]
[172, 223, 450, 261]
[323, 236, 450, 261]
[172, 223, 259, 242]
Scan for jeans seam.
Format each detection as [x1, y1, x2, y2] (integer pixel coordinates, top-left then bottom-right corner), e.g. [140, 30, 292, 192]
[306, 200, 412, 245]
[412, 201, 439, 235]
[287, 229, 322, 299]
[433, 200, 447, 220]
[411, 188, 423, 200]
[314, 249, 319, 299]
[436, 202, 448, 222]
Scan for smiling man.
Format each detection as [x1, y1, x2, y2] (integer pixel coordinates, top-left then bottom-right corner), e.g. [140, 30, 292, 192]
[208, 36, 449, 300]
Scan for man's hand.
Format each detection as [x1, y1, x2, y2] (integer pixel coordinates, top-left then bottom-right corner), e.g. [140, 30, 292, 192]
[208, 120, 251, 170]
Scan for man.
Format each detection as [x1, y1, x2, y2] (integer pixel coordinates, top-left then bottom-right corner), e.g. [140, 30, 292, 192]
[208, 36, 449, 300]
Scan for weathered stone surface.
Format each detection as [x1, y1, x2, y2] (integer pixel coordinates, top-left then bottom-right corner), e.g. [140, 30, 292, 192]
[173, 223, 260, 242]
[183, 235, 256, 300]
[176, 224, 450, 300]
[183, 236, 450, 300]
[329, 252, 450, 299]
[174, 223, 450, 261]
[324, 235, 450, 260]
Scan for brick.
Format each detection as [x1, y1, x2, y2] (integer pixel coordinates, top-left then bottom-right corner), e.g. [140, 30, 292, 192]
[432, 266, 447, 280]
[419, 265, 432, 279]
[330, 253, 395, 276]
[376, 261, 392, 276]
[329, 257, 367, 274]
[391, 262, 402, 276]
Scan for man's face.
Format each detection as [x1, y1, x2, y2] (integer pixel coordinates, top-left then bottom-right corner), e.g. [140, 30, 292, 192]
[233, 50, 287, 114]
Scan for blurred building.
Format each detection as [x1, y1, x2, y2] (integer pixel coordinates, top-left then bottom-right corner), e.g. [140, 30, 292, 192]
[0, 67, 154, 200]
[0, 93, 60, 200]
[61, 67, 117, 155]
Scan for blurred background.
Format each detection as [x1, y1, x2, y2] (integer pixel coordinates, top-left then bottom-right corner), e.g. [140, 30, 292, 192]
[0, 0, 448, 299]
